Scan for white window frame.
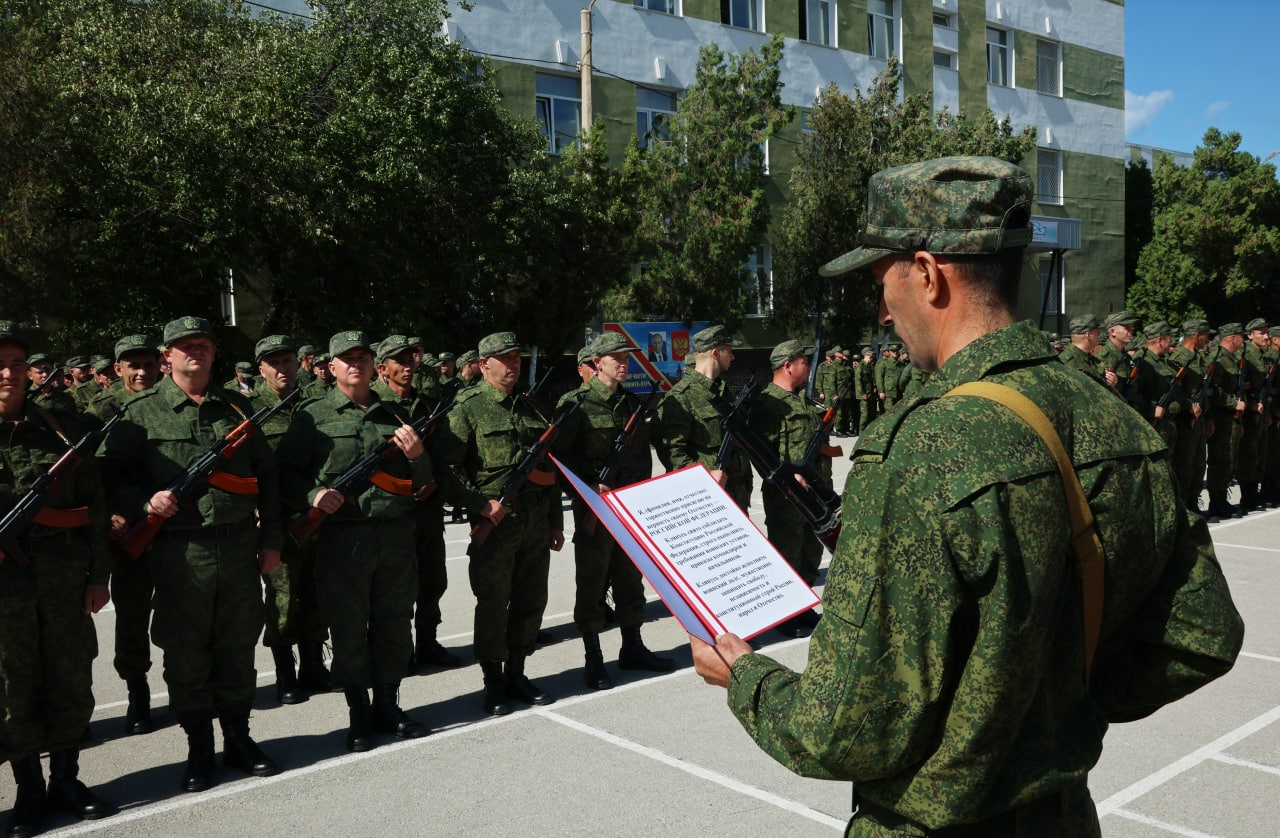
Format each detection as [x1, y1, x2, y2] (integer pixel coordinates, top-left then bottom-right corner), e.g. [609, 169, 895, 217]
[801, 0, 836, 47]
[722, 0, 763, 31]
[799, 111, 816, 135]
[932, 10, 954, 29]
[636, 87, 678, 150]
[986, 26, 1012, 87]
[633, 0, 678, 15]
[1038, 147, 1063, 206]
[535, 74, 582, 155]
[933, 50, 955, 70]
[868, 0, 898, 60]
[1036, 38, 1062, 97]
[744, 244, 773, 317]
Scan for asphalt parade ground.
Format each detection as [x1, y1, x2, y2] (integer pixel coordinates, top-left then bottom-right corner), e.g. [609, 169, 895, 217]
[6, 449, 1280, 837]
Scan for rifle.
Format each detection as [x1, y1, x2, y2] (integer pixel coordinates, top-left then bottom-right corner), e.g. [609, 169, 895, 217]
[1259, 362, 1278, 406]
[578, 383, 661, 537]
[1156, 364, 1187, 411]
[29, 366, 64, 401]
[516, 364, 556, 422]
[0, 405, 128, 562]
[117, 388, 302, 558]
[1235, 356, 1248, 419]
[714, 374, 756, 475]
[469, 390, 586, 551]
[288, 396, 456, 544]
[802, 372, 855, 466]
[709, 381, 842, 553]
[1192, 359, 1217, 422]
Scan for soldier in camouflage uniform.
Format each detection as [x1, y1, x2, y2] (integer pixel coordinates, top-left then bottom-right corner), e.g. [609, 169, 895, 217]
[68, 356, 106, 412]
[0, 322, 115, 835]
[294, 344, 318, 387]
[455, 349, 482, 392]
[690, 156, 1243, 837]
[553, 332, 674, 691]
[1057, 314, 1109, 387]
[854, 347, 875, 434]
[27, 353, 81, 416]
[1263, 326, 1280, 505]
[1094, 312, 1138, 403]
[813, 347, 839, 406]
[654, 325, 753, 510]
[433, 332, 565, 716]
[831, 348, 855, 434]
[86, 335, 163, 736]
[277, 331, 431, 751]
[1236, 318, 1271, 511]
[97, 316, 283, 793]
[1168, 320, 1212, 513]
[1204, 323, 1248, 521]
[1132, 321, 1185, 453]
[310, 353, 333, 391]
[746, 339, 831, 638]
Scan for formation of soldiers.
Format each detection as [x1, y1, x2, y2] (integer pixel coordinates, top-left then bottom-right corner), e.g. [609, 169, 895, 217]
[3, 306, 1269, 835]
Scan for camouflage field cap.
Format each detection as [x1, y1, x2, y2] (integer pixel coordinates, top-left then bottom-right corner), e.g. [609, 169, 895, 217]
[820, 156, 1033, 277]
[1270, 326, 1280, 339]
[861, 346, 873, 356]
[315, 353, 332, 365]
[1145, 320, 1174, 338]
[235, 361, 254, 374]
[27, 352, 50, 365]
[1183, 319, 1211, 335]
[163, 315, 214, 346]
[407, 336, 424, 348]
[254, 334, 297, 364]
[90, 354, 113, 373]
[376, 334, 415, 364]
[691, 325, 738, 353]
[1069, 314, 1101, 334]
[769, 339, 813, 370]
[0, 321, 28, 352]
[115, 334, 160, 361]
[1218, 322, 1245, 337]
[591, 332, 639, 357]
[437, 351, 456, 363]
[576, 345, 596, 365]
[1102, 311, 1139, 329]
[1246, 317, 1270, 332]
[456, 350, 478, 366]
[478, 332, 522, 357]
[297, 344, 318, 359]
[829, 344, 845, 355]
[66, 355, 90, 369]
[329, 330, 373, 357]
[423, 353, 440, 367]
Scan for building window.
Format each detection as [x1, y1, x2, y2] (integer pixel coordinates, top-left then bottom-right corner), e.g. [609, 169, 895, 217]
[986, 26, 1011, 87]
[535, 74, 581, 155]
[634, 0, 677, 13]
[1037, 38, 1062, 96]
[800, 0, 835, 46]
[1038, 148, 1063, 205]
[721, 0, 762, 31]
[1039, 257, 1063, 315]
[933, 50, 955, 70]
[637, 87, 678, 150]
[799, 111, 815, 135]
[932, 11, 953, 28]
[744, 245, 773, 317]
[868, 1, 897, 59]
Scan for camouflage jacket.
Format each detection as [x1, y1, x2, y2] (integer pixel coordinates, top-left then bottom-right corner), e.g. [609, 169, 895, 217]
[1204, 344, 1244, 413]
[654, 369, 752, 499]
[553, 377, 652, 490]
[0, 401, 112, 585]
[1056, 343, 1106, 387]
[431, 380, 563, 531]
[95, 375, 283, 550]
[725, 320, 1241, 829]
[746, 382, 831, 484]
[1168, 344, 1210, 408]
[246, 379, 304, 452]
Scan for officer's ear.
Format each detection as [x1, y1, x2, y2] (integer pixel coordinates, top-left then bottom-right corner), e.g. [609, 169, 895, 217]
[913, 251, 947, 307]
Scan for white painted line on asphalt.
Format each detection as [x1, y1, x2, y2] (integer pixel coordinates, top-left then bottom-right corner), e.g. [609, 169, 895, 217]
[537, 708, 846, 832]
[1096, 703, 1280, 816]
[1208, 507, 1280, 532]
[1240, 651, 1280, 664]
[1214, 542, 1280, 554]
[1108, 808, 1219, 837]
[1210, 752, 1280, 777]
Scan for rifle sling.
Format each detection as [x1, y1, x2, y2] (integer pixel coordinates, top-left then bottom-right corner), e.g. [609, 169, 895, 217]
[944, 381, 1104, 688]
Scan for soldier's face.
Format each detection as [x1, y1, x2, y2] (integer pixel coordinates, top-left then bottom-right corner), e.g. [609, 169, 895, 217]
[1109, 324, 1133, 345]
[595, 352, 630, 389]
[258, 350, 298, 395]
[874, 255, 927, 368]
[166, 337, 216, 378]
[1250, 329, 1269, 348]
[481, 350, 521, 392]
[27, 363, 52, 386]
[70, 367, 92, 384]
[118, 353, 159, 395]
[577, 361, 595, 385]
[0, 344, 29, 396]
[380, 351, 416, 388]
[782, 355, 809, 389]
[332, 349, 374, 394]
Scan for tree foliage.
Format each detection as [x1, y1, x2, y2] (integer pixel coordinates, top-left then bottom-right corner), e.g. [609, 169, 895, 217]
[771, 59, 1037, 343]
[1129, 129, 1280, 325]
[603, 35, 793, 326]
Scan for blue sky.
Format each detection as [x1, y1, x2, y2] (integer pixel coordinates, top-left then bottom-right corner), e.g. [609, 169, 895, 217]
[1126, 3, 1279, 163]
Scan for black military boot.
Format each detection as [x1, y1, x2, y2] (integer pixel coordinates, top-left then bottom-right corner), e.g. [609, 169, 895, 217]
[344, 688, 373, 752]
[618, 626, 677, 672]
[5, 754, 46, 838]
[372, 683, 429, 739]
[271, 644, 308, 705]
[125, 675, 153, 735]
[480, 662, 511, 716]
[297, 641, 338, 694]
[47, 750, 113, 821]
[219, 707, 280, 778]
[582, 632, 613, 691]
[415, 632, 464, 669]
[179, 714, 216, 793]
[504, 655, 553, 706]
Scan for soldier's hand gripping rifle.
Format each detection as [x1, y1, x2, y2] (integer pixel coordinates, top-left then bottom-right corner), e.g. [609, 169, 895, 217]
[1192, 358, 1217, 424]
[29, 366, 63, 401]
[469, 391, 586, 551]
[0, 405, 128, 563]
[1235, 356, 1248, 419]
[288, 396, 456, 545]
[579, 383, 660, 537]
[1155, 364, 1187, 414]
[708, 382, 843, 553]
[117, 389, 302, 558]
[801, 373, 854, 467]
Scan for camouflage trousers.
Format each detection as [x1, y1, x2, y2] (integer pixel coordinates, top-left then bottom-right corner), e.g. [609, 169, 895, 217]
[110, 542, 153, 681]
[847, 782, 1100, 837]
[467, 491, 552, 663]
[1205, 411, 1243, 492]
[413, 499, 448, 638]
[762, 484, 823, 586]
[858, 399, 873, 435]
[570, 500, 646, 634]
[262, 537, 327, 648]
[1238, 409, 1268, 485]
[0, 531, 97, 762]
[314, 515, 416, 688]
[1172, 416, 1208, 506]
[149, 525, 263, 719]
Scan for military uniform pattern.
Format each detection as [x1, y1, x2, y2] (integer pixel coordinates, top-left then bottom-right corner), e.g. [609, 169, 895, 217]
[722, 322, 1241, 834]
[1238, 342, 1270, 489]
[1204, 345, 1244, 492]
[1168, 344, 1210, 506]
[654, 370, 752, 510]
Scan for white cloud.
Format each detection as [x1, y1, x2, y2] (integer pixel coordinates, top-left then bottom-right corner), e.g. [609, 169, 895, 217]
[1125, 89, 1175, 136]
[1206, 100, 1232, 121]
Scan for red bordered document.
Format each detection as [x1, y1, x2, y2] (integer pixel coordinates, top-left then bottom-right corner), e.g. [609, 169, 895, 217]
[551, 457, 820, 644]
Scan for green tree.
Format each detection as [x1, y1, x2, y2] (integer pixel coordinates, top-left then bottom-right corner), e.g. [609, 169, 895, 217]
[771, 59, 1036, 343]
[1124, 157, 1154, 295]
[1129, 129, 1280, 325]
[604, 35, 792, 326]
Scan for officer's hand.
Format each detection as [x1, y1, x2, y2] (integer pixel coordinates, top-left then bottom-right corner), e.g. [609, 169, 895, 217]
[109, 514, 128, 538]
[314, 488, 345, 514]
[84, 584, 110, 614]
[1192, 403, 1203, 420]
[392, 424, 425, 461]
[1104, 370, 1118, 387]
[550, 530, 565, 551]
[690, 632, 752, 688]
[258, 548, 282, 575]
[146, 490, 180, 519]
[1154, 405, 1166, 421]
[709, 468, 728, 487]
[481, 498, 506, 525]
